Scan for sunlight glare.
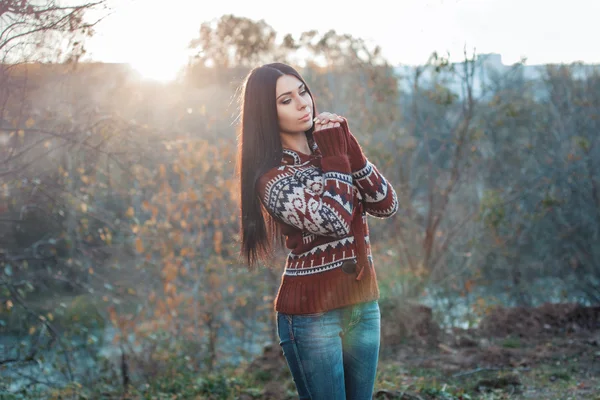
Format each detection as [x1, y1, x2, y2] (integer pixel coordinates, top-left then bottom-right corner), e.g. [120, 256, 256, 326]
[128, 52, 188, 83]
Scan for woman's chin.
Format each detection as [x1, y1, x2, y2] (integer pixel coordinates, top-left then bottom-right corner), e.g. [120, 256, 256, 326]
[301, 120, 314, 130]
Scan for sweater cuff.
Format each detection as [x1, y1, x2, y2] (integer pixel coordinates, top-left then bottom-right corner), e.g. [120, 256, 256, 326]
[346, 133, 368, 172]
[313, 126, 347, 157]
[320, 154, 352, 174]
[339, 119, 367, 172]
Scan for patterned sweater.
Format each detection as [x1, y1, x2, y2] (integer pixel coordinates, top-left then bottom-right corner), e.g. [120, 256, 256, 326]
[257, 120, 398, 315]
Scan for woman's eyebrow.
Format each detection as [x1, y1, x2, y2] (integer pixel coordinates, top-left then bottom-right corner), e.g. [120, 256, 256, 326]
[276, 83, 305, 100]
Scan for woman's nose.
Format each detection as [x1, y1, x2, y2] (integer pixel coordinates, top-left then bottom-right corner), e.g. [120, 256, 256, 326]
[297, 96, 309, 109]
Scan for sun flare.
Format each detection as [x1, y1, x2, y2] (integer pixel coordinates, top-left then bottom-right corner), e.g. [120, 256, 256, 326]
[128, 53, 188, 83]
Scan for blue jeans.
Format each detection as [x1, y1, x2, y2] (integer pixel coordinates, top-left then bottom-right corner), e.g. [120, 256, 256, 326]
[276, 300, 381, 400]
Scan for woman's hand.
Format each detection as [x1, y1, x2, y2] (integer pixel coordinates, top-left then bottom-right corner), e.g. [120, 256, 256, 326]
[315, 113, 366, 171]
[311, 111, 348, 156]
[313, 112, 345, 131]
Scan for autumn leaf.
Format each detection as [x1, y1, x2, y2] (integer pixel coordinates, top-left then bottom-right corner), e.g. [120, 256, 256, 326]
[464, 279, 474, 293]
[112, 333, 121, 345]
[214, 230, 223, 254]
[126, 207, 135, 218]
[104, 232, 112, 245]
[180, 247, 193, 257]
[135, 237, 144, 253]
[208, 272, 220, 287]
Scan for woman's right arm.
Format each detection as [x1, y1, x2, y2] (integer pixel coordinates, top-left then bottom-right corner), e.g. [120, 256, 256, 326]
[257, 126, 356, 238]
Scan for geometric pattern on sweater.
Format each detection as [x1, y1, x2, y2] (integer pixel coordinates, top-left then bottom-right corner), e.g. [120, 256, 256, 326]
[352, 161, 399, 218]
[287, 221, 370, 259]
[302, 232, 317, 245]
[261, 164, 354, 238]
[284, 222, 373, 277]
[282, 149, 302, 165]
[288, 235, 355, 259]
[322, 171, 354, 213]
[352, 160, 376, 181]
[368, 188, 398, 217]
[285, 239, 364, 276]
[283, 258, 350, 276]
[258, 146, 395, 281]
[352, 161, 388, 202]
[283, 251, 374, 277]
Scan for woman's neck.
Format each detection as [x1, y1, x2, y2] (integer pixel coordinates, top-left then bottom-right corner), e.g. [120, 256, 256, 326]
[280, 132, 311, 155]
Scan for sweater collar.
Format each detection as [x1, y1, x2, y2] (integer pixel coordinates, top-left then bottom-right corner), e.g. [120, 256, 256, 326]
[282, 142, 321, 166]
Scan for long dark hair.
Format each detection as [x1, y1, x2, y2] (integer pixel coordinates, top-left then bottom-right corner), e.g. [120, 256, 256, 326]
[236, 63, 316, 269]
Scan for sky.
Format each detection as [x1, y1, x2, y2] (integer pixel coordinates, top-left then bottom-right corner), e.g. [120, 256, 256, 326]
[84, 0, 599, 81]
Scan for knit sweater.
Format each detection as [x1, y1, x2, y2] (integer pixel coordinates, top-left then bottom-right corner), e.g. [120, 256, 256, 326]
[257, 119, 398, 315]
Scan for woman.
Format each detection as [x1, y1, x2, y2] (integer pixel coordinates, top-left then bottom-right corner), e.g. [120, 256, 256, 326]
[237, 62, 398, 400]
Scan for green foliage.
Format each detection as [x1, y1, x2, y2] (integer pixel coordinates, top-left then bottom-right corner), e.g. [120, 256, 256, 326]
[61, 295, 105, 334]
[418, 386, 470, 399]
[426, 83, 459, 106]
[500, 337, 521, 349]
[252, 369, 273, 383]
[128, 371, 246, 400]
[573, 136, 591, 152]
[544, 370, 572, 383]
[479, 190, 505, 229]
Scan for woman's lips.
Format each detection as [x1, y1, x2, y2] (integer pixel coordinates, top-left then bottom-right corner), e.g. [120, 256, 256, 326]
[299, 113, 311, 122]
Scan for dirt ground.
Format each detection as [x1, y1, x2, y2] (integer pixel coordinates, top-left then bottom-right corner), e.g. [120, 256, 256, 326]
[377, 301, 600, 399]
[246, 302, 600, 399]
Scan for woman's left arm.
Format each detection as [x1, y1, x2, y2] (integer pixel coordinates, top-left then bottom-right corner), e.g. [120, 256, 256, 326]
[341, 119, 398, 218]
[313, 113, 398, 218]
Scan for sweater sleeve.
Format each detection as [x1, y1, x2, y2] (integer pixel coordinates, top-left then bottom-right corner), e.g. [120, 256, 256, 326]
[352, 160, 399, 218]
[257, 128, 357, 238]
[340, 119, 399, 218]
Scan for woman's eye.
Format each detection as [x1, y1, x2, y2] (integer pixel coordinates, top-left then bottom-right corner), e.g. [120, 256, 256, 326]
[300, 89, 307, 95]
[282, 99, 291, 105]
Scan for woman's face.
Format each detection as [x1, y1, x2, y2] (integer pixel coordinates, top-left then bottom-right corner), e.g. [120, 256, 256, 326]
[275, 74, 314, 134]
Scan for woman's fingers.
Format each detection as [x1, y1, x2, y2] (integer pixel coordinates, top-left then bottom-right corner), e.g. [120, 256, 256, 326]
[314, 121, 341, 131]
[315, 112, 341, 123]
[314, 112, 344, 125]
[313, 112, 344, 132]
